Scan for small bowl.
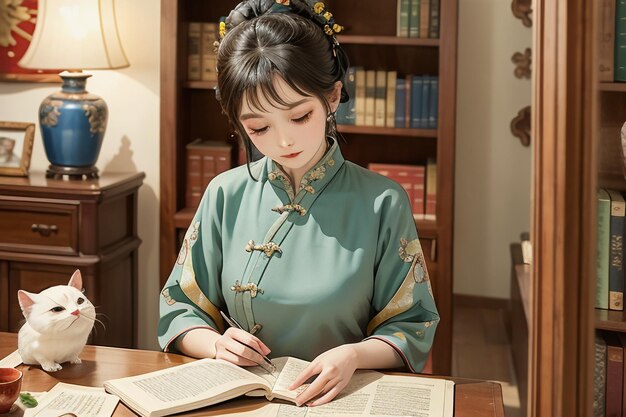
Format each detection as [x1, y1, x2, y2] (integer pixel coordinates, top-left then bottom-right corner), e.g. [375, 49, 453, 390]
[0, 368, 22, 414]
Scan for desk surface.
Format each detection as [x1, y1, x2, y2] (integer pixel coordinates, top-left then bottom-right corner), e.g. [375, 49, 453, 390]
[0, 333, 504, 417]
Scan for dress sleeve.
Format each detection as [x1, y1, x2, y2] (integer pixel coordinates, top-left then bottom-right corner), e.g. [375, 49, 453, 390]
[364, 187, 440, 373]
[157, 184, 227, 352]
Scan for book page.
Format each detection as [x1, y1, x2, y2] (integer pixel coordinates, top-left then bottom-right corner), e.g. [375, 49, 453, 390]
[30, 383, 118, 417]
[103, 358, 272, 416]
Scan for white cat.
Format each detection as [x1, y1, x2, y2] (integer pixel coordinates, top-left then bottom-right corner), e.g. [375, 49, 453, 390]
[17, 269, 96, 372]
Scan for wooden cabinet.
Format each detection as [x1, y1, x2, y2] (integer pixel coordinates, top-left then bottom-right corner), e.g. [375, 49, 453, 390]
[0, 172, 144, 348]
[160, 0, 457, 374]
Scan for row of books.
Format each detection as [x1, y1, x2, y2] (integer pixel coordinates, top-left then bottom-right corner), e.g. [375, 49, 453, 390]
[185, 139, 233, 208]
[598, 0, 626, 82]
[368, 160, 437, 221]
[595, 331, 626, 417]
[337, 69, 439, 130]
[597, 189, 626, 311]
[396, 0, 440, 39]
[187, 22, 219, 82]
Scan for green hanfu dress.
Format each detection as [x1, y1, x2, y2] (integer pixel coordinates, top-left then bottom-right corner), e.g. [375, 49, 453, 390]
[158, 139, 439, 372]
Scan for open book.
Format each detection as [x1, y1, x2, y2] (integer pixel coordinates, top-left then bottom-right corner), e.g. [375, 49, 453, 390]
[103, 356, 454, 417]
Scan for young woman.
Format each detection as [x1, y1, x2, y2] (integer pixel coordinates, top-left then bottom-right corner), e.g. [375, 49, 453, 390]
[158, 0, 439, 407]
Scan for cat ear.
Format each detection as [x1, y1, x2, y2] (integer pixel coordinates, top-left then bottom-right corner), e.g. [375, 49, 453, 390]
[68, 269, 83, 291]
[17, 290, 37, 312]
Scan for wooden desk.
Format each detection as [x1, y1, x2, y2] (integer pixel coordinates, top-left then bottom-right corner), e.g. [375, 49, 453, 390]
[0, 333, 504, 416]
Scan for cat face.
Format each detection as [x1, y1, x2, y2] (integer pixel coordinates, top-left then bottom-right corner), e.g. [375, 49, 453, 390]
[17, 270, 95, 336]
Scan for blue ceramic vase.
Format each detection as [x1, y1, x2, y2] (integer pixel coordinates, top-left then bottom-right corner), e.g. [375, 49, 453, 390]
[39, 72, 107, 179]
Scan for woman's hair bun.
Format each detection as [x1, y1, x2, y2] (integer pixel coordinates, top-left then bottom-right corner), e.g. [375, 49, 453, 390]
[226, 0, 276, 28]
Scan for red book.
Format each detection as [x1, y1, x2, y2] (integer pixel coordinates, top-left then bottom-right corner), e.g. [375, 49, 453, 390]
[186, 139, 233, 208]
[605, 332, 623, 417]
[425, 158, 437, 221]
[413, 165, 426, 220]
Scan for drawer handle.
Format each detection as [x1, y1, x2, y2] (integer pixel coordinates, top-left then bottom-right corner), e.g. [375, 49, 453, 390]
[31, 224, 58, 237]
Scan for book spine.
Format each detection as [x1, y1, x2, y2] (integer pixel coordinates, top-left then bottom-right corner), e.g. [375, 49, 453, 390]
[607, 190, 625, 311]
[200, 23, 218, 82]
[215, 150, 231, 174]
[597, 189, 611, 309]
[386, 71, 397, 128]
[395, 78, 406, 128]
[374, 70, 387, 127]
[615, 0, 626, 81]
[429, 0, 440, 39]
[409, 0, 420, 38]
[419, 0, 430, 39]
[414, 165, 426, 220]
[420, 76, 431, 130]
[594, 333, 606, 417]
[365, 70, 376, 126]
[599, 0, 616, 82]
[202, 155, 216, 189]
[429, 77, 439, 129]
[410, 76, 424, 129]
[186, 153, 203, 208]
[337, 67, 357, 125]
[425, 158, 437, 221]
[605, 333, 624, 417]
[187, 22, 202, 81]
[405, 75, 412, 128]
[355, 68, 367, 126]
[397, 0, 411, 37]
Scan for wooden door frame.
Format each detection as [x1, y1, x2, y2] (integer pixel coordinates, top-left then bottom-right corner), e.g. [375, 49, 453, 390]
[530, 0, 595, 415]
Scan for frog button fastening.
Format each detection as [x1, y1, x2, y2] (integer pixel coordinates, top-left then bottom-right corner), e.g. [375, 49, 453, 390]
[245, 240, 282, 257]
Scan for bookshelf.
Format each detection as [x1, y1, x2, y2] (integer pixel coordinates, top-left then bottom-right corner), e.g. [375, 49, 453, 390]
[160, 0, 457, 375]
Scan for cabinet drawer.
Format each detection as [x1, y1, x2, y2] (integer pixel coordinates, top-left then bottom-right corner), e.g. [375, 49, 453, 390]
[0, 200, 78, 255]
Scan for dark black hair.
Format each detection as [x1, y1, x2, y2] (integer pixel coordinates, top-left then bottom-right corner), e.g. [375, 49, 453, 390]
[216, 0, 349, 174]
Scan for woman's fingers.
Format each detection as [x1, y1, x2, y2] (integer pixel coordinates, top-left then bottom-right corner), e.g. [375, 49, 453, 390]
[295, 372, 335, 406]
[307, 384, 343, 407]
[215, 348, 258, 367]
[289, 362, 319, 390]
[224, 328, 271, 356]
[215, 329, 270, 367]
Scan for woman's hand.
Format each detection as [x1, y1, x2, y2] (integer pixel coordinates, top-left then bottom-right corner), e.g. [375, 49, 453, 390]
[288, 344, 359, 407]
[214, 327, 271, 367]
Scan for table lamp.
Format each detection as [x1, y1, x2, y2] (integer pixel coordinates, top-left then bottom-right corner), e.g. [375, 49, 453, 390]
[18, 0, 129, 179]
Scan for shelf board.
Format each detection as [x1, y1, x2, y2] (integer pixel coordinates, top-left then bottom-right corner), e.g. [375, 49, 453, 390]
[174, 207, 195, 229]
[599, 82, 626, 92]
[337, 125, 437, 138]
[415, 219, 438, 237]
[598, 171, 626, 191]
[336, 35, 439, 47]
[184, 81, 217, 90]
[596, 308, 626, 332]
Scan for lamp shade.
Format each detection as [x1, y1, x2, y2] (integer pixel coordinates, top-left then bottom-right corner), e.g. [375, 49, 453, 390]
[19, 0, 129, 70]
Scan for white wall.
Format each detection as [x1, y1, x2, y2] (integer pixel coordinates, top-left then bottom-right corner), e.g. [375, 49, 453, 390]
[0, 0, 161, 349]
[454, 0, 532, 299]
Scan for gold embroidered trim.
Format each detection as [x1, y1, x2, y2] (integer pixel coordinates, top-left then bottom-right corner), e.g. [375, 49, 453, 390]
[179, 222, 225, 332]
[250, 323, 263, 335]
[245, 240, 282, 257]
[231, 281, 264, 298]
[161, 288, 175, 306]
[272, 204, 307, 216]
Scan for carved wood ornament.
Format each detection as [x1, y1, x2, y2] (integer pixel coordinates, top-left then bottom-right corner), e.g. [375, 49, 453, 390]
[512, 0, 532, 27]
[512, 48, 532, 79]
[511, 106, 531, 147]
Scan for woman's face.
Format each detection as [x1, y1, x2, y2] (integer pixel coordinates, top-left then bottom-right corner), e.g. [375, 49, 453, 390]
[239, 76, 341, 179]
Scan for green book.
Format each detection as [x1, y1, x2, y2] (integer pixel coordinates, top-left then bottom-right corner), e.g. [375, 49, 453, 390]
[409, 0, 420, 38]
[397, 0, 410, 37]
[597, 189, 611, 309]
[615, 0, 626, 81]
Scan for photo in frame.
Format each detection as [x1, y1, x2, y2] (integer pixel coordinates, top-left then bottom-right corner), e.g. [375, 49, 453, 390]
[0, 122, 35, 176]
[0, 0, 59, 82]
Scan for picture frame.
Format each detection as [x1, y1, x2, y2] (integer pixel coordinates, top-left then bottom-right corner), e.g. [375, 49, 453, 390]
[0, 122, 35, 177]
[0, 0, 60, 83]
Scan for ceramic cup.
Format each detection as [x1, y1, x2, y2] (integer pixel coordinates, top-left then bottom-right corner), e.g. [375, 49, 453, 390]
[0, 368, 22, 414]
